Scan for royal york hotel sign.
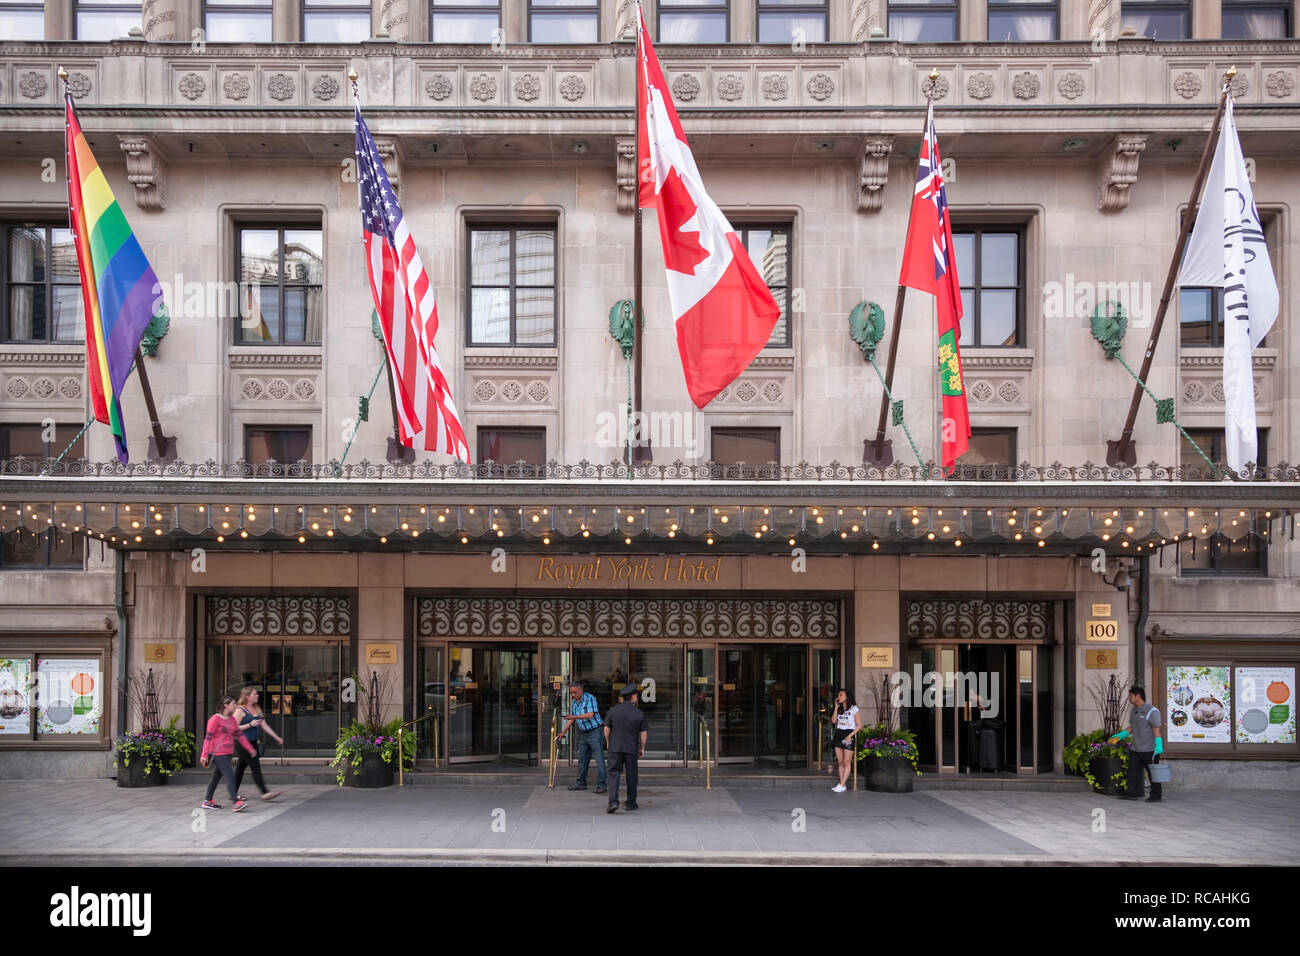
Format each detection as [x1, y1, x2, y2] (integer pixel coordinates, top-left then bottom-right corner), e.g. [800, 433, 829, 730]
[535, 555, 724, 588]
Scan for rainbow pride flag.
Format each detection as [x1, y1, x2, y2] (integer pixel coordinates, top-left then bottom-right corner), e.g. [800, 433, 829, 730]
[65, 92, 164, 463]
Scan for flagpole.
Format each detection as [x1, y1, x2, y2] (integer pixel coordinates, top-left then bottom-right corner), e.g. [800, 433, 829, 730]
[1106, 67, 1236, 467]
[866, 71, 939, 468]
[60, 67, 175, 463]
[630, 4, 651, 469]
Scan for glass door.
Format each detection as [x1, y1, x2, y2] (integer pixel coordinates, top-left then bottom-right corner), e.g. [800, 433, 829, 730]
[416, 645, 444, 761]
[756, 646, 807, 768]
[686, 646, 714, 765]
[447, 644, 538, 764]
[812, 647, 840, 768]
[629, 645, 683, 761]
[717, 645, 755, 761]
[541, 645, 570, 765]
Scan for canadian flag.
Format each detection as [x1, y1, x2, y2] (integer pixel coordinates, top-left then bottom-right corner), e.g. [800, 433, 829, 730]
[636, 10, 780, 409]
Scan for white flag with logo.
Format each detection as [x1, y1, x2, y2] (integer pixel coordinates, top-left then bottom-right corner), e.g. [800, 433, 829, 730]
[1178, 98, 1278, 471]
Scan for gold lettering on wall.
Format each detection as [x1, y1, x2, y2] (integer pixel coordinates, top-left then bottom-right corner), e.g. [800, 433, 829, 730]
[534, 555, 724, 588]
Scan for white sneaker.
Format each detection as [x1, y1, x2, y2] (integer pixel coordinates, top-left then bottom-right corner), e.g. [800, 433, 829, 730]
[832, 784, 846, 793]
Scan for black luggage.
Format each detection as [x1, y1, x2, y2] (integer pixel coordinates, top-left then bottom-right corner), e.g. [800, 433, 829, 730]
[977, 723, 1001, 772]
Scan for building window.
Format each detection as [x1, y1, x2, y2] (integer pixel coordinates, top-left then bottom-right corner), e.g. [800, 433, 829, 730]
[74, 1, 141, 40]
[952, 229, 1023, 347]
[987, 0, 1058, 40]
[756, 0, 827, 42]
[529, 0, 599, 41]
[888, 0, 958, 40]
[1, 425, 86, 567]
[3, 224, 83, 344]
[477, 427, 546, 477]
[732, 225, 790, 348]
[302, 0, 371, 41]
[244, 427, 312, 476]
[1119, 0, 1189, 38]
[1180, 214, 1277, 347]
[203, 0, 273, 42]
[659, 1, 729, 42]
[1222, 0, 1291, 36]
[467, 226, 556, 347]
[1179, 429, 1268, 574]
[0, 3, 44, 40]
[236, 226, 323, 345]
[431, 0, 501, 42]
[711, 427, 780, 478]
[952, 428, 1016, 478]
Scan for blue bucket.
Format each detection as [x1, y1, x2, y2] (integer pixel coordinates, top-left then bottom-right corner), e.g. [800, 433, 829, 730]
[1148, 760, 1171, 784]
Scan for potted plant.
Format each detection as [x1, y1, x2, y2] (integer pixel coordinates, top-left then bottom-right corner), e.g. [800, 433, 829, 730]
[115, 668, 192, 787]
[856, 724, 921, 792]
[1064, 728, 1130, 793]
[329, 670, 414, 788]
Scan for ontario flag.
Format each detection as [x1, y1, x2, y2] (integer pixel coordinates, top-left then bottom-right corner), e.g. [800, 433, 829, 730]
[898, 100, 969, 471]
[636, 10, 780, 408]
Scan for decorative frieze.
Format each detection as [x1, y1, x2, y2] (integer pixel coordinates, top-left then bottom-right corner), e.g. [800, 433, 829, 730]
[463, 353, 558, 370]
[236, 375, 318, 404]
[906, 599, 1053, 642]
[206, 596, 352, 637]
[468, 374, 556, 409]
[227, 352, 322, 368]
[713, 378, 787, 407]
[2, 374, 83, 403]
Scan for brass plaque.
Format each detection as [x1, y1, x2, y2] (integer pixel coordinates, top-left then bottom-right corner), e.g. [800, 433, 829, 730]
[1091, 603, 1112, 618]
[861, 647, 894, 668]
[464, 682, 478, 690]
[144, 643, 175, 663]
[549, 675, 566, 683]
[1086, 649, 1118, 669]
[365, 643, 398, 664]
[722, 683, 736, 691]
[693, 677, 710, 685]
[1084, 620, 1120, 642]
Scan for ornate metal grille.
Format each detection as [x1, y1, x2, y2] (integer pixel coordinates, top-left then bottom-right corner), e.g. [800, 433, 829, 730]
[205, 596, 352, 637]
[416, 597, 840, 641]
[905, 599, 1053, 642]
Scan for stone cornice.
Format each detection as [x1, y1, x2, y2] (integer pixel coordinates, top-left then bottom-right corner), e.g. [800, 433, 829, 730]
[227, 351, 322, 368]
[0, 349, 86, 366]
[961, 351, 1035, 369]
[1179, 349, 1277, 371]
[749, 354, 795, 369]
[464, 353, 559, 370]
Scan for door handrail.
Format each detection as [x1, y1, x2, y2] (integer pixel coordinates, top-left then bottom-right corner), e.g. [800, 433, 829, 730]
[815, 712, 833, 772]
[396, 710, 441, 787]
[546, 707, 561, 790]
[697, 715, 711, 790]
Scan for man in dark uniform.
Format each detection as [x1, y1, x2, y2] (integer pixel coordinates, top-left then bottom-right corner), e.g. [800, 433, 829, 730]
[604, 682, 648, 813]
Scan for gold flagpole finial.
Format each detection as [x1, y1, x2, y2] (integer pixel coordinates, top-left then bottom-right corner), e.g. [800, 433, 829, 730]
[1225, 66, 1237, 79]
[928, 68, 940, 81]
[58, 67, 69, 81]
[348, 68, 358, 83]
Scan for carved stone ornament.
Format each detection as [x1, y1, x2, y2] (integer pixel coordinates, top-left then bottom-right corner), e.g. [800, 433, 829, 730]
[907, 599, 1053, 642]
[470, 73, 497, 101]
[1174, 72, 1202, 99]
[224, 73, 251, 100]
[514, 73, 542, 102]
[559, 74, 586, 101]
[426, 74, 453, 101]
[118, 136, 166, 211]
[178, 72, 206, 101]
[1098, 134, 1147, 212]
[67, 72, 92, 99]
[268, 73, 296, 101]
[672, 73, 700, 102]
[206, 596, 352, 637]
[806, 72, 835, 101]
[1011, 71, 1041, 100]
[762, 75, 790, 101]
[858, 137, 893, 214]
[718, 74, 745, 101]
[1227, 73, 1249, 99]
[19, 71, 47, 99]
[312, 75, 340, 101]
[1057, 72, 1086, 100]
[921, 74, 949, 100]
[967, 72, 994, 100]
[616, 138, 637, 214]
[1266, 71, 1296, 98]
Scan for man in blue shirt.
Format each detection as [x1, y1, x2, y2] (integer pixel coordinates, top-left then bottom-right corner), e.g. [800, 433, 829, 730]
[557, 681, 606, 793]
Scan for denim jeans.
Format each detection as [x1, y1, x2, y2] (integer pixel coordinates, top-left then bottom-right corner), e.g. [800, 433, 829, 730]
[575, 727, 606, 788]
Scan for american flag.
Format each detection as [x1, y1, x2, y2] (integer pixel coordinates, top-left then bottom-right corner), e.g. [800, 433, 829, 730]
[355, 103, 470, 462]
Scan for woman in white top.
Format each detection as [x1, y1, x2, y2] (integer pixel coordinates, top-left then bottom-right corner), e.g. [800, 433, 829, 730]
[831, 688, 862, 793]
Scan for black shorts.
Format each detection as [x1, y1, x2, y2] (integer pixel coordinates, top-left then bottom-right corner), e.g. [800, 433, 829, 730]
[832, 728, 854, 750]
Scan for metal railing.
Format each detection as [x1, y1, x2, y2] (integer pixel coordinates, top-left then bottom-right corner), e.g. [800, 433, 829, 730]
[697, 716, 711, 791]
[546, 708, 561, 790]
[816, 713, 832, 772]
[395, 710, 440, 787]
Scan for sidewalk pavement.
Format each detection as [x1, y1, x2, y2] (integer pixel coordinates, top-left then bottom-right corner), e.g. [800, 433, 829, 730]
[1, 780, 1296, 865]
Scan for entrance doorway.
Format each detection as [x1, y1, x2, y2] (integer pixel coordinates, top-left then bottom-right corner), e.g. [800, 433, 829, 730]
[716, 644, 809, 767]
[442, 644, 537, 764]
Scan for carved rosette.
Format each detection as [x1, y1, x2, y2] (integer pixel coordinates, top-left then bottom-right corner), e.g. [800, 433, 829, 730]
[858, 137, 893, 214]
[1011, 71, 1041, 100]
[967, 72, 994, 100]
[470, 73, 498, 102]
[1227, 74, 1249, 99]
[559, 75, 586, 102]
[761, 75, 790, 101]
[19, 72, 47, 99]
[921, 74, 950, 100]
[267, 73, 296, 101]
[67, 72, 92, 99]
[717, 74, 745, 101]
[514, 73, 541, 102]
[312, 75, 340, 101]
[223, 73, 251, 100]
[672, 74, 700, 102]
[1174, 72, 1202, 99]
[1057, 72, 1086, 100]
[426, 74, 453, 101]
[806, 72, 835, 101]
[1266, 71, 1296, 98]
[178, 72, 206, 101]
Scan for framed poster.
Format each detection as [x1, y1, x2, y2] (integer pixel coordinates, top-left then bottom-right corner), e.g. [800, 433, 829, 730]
[36, 658, 101, 736]
[1165, 665, 1230, 744]
[0, 658, 32, 735]
[1234, 666, 1296, 744]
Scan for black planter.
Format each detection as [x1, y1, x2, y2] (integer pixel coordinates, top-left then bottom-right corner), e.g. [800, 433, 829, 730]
[116, 756, 167, 788]
[341, 750, 396, 789]
[861, 755, 915, 793]
[1089, 756, 1126, 794]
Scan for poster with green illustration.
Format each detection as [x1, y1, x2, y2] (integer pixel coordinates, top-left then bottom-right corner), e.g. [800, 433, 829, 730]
[0, 658, 32, 735]
[1165, 665, 1230, 744]
[1234, 667, 1295, 744]
[35, 658, 100, 735]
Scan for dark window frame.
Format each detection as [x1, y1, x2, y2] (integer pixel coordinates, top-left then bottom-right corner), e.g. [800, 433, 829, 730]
[1180, 211, 1277, 348]
[2, 222, 84, 345]
[0, 423, 87, 568]
[658, 0, 730, 42]
[72, 1, 142, 40]
[528, 0, 600, 42]
[476, 426, 547, 478]
[202, 0, 274, 42]
[951, 427, 1017, 479]
[465, 223, 558, 348]
[1178, 428, 1268, 576]
[986, 0, 1059, 40]
[429, 0, 502, 42]
[301, 0, 372, 42]
[756, 0, 828, 42]
[234, 223, 323, 347]
[711, 426, 781, 479]
[887, 0, 959, 41]
[953, 226, 1026, 348]
[1220, 0, 1292, 38]
[243, 425, 313, 478]
[1118, 0, 1191, 39]
[732, 223, 792, 349]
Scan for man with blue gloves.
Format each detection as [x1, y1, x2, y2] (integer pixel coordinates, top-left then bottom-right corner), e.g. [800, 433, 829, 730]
[1108, 685, 1164, 802]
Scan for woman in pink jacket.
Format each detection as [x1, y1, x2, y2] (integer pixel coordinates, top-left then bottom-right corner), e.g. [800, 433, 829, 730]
[200, 695, 256, 812]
